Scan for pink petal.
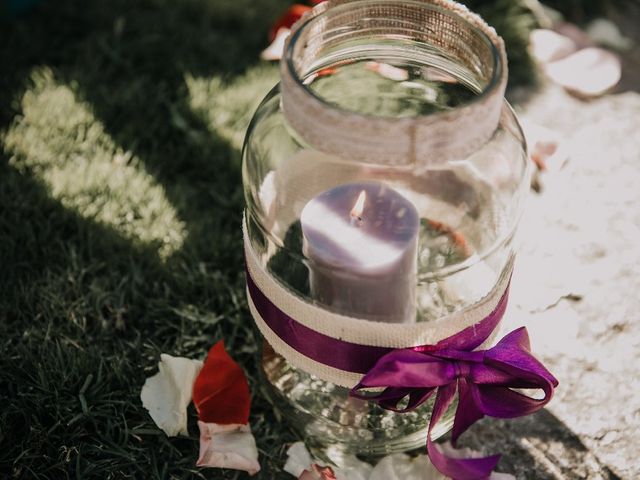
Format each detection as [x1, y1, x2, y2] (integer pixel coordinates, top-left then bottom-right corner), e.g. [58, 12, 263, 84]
[529, 29, 577, 64]
[521, 121, 569, 173]
[553, 23, 593, 50]
[261, 27, 290, 61]
[196, 422, 260, 476]
[365, 62, 409, 81]
[545, 47, 621, 97]
[299, 464, 337, 480]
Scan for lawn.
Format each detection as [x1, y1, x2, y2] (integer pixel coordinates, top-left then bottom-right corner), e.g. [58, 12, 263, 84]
[0, 0, 295, 478]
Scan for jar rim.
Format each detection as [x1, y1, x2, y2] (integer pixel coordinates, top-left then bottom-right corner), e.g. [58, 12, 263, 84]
[284, 0, 503, 120]
[278, 0, 510, 167]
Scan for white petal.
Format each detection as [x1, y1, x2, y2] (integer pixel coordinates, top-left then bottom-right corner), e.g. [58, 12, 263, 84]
[284, 442, 313, 478]
[586, 18, 632, 51]
[365, 62, 409, 81]
[324, 447, 372, 480]
[369, 453, 446, 480]
[545, 48, 621, 98]
[261, 28, 290, 61]
[529, 29, 577, 64]
[140, 354, 203, 437]
[197, 422, 261, 476]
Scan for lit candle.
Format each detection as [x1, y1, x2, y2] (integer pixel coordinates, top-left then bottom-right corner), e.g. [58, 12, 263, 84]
[300, 182, 419, 323]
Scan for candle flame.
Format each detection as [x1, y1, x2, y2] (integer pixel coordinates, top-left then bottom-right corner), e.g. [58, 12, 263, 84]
[350, 190, 366, 222]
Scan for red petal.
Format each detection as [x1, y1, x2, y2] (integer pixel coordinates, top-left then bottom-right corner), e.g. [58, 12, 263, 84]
[299, 464, 337, 480]
[192, 341, 251, 425]
[269, 4, 312, 42]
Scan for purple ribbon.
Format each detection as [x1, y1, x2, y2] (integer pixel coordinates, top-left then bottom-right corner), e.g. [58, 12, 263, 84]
[351, 328, 558, 480]
[245, 266, 558, 479]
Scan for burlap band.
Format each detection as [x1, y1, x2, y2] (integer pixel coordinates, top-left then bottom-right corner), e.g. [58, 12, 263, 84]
[244, 219, 512, 388]
[280, 0, 508, 167]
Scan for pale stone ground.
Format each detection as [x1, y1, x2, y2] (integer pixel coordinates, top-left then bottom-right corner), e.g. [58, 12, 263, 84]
[460, 80, 640, 479]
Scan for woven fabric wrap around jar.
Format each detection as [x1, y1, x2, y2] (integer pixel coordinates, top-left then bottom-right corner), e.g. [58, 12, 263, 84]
[281, 0, 508, 167]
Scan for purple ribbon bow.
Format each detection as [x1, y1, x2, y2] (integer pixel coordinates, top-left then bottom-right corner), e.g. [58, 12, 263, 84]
[351, 325, 559, 480]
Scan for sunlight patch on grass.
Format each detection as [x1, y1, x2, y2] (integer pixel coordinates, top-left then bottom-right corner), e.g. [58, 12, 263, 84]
[185, 64, 279, 149]
[3, 68, 186, 258]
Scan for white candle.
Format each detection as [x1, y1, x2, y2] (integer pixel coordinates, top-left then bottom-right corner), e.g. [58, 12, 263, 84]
[300, 182, 419, 323]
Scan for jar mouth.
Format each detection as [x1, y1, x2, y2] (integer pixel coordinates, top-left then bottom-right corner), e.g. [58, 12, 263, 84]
[284, 0, 503, 120]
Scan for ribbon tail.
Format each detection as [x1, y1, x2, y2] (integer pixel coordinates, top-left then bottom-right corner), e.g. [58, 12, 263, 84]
[427, 383, 500, 480]
[451, 379, 485, 446]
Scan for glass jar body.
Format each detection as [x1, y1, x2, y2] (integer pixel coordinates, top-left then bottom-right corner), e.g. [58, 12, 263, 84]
[242, 0, 529, 458]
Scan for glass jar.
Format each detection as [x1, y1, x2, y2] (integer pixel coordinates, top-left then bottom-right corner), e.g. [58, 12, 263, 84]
[242, 0, 529, 458]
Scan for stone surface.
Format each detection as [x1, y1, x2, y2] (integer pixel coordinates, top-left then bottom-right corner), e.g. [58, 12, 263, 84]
[460, 85, 640, 479]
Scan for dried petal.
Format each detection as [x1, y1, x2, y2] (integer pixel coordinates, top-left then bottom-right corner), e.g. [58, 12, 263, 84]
[192, 340, 251, 425]
[299, 464, 337, 480]
[553, 23, 593, 50]
[261, 27, 290, 61]
[140, 354, 203, 437]
[269, 4, 312, 42]
[545, 47, 621, 98]
[284, 442, 313, 478]
[586, 18, 632, 51]
[325, 447, 372, 480]
[530, 29, 577, 64]
[365, 62, 409, 81]
[197, 421, 260, 475]
[369, 453, 446, 480]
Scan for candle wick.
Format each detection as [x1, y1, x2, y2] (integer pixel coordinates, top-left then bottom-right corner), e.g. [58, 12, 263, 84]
[350, 214, 363, 227]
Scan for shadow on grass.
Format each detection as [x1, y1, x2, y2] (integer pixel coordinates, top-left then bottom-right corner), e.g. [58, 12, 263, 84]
[1, 0, 294, 478]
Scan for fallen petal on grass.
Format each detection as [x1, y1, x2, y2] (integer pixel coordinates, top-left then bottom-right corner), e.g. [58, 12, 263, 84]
[197, 421, 261, 475]
[284, 442, 314, 478]
[269, 4, 312, 42]
[140, 354, 203, 437]
[192, 340, 251, 425]
[545, 48, 621, 98]
[369, 453, 446, 480]
[299, 464, 338, 480]
[586, 18, 633, 51]
[261, 27, 290, 61]
[529, 29, 577, 64]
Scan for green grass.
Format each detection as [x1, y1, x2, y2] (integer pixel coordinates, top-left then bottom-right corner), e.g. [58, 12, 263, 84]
[0, 0, 290, 478]
[0, 0, 536, 478]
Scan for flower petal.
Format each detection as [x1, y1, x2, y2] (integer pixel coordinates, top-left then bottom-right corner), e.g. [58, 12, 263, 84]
[299, 464, 337, 480]
[197, 421, 260, 475]
[325, 448, 373, 480]
[529, 29, 577, 64]
[545, 48, 621, 98]
[193, 340, 251, 425]
[269, 4, 312, 42]
[140, 354, 203, 437]
[261, 27, 290, 61]
[369, 453, 446, 480]
[284, 442, 313, 477]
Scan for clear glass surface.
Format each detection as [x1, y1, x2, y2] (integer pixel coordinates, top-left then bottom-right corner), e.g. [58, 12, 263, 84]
[242, 0, 529, 458]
